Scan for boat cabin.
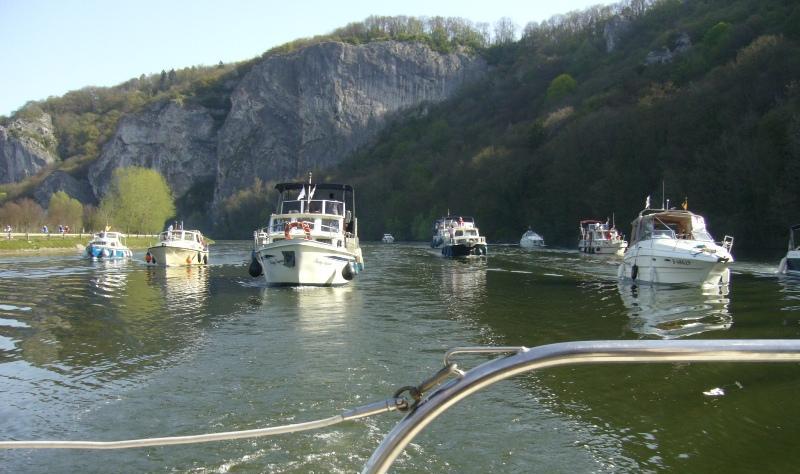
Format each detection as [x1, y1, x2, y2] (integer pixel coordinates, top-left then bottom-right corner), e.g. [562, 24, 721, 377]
[159, 229, 204, 245]
[259, 182, 357, 246]
[629, 210, 714, 246]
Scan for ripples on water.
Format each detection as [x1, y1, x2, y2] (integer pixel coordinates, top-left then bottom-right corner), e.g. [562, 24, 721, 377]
[1, 243, 799, 472]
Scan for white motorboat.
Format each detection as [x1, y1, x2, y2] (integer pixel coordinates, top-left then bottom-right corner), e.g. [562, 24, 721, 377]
[381, 233, 395, 243]
[519, 228, 545, 249]
[431, 216, 487, 257]
[578, 219, 627, 256]
[145, 228, 209, 266]
[617, 205, 734, 286]
[778, 224, 800, 274]
[84, 231, 133, 260]
[249, 178, 364, 286]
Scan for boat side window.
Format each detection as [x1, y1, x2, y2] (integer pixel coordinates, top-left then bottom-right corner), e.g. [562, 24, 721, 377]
[455, 230, 463, 237]
[321, 219, 340, 232]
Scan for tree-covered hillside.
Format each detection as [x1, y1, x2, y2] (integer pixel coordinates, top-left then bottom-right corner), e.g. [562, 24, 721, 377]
[331, 0, 800, 256]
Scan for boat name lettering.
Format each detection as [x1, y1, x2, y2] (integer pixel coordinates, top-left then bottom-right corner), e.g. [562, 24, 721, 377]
[670, 258, 692, 265]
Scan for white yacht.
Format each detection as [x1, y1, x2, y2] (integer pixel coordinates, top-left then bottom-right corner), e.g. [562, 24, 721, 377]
[617, 206, 734, 286]
[578, 219, 628, 256]
[85, 231, 133, 260]
[778, 224, 800, 275]
[381, 233, 395, 243]
[519, 228, 545, 249]
[250, 179, 364, 286]
[431, 216, 487, 257]
[145, 228, 209, 266]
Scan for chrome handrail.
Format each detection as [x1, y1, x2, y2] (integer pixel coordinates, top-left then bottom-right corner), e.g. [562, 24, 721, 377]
[363, 339, 800, 474]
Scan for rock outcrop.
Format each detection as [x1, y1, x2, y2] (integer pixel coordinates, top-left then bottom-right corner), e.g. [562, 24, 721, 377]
[644, 32, 692, 65]
[214, 41, 488, 204]
[88, 101, 217, 199]
[0, 113, 58, 184]
[33, 171, 97, 207]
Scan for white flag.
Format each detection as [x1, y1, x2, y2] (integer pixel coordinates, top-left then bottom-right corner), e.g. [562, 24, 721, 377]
[308, 185, 316, 200]
[297, 187, 306, 200]
[644, 195, 651, 209]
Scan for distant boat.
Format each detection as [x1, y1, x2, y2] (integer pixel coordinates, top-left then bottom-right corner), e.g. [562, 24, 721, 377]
[381, 233, 395, 243]
[145, 229, 209, 266]
[250, 177, 364, 286]
[578, 219, 627, 256]
[85, 231, 132, 259]
[617, 205, 734, 286]
[778, 224, 800, 275]
[431, 216, 487, 257]
[519, 228, 545, 249]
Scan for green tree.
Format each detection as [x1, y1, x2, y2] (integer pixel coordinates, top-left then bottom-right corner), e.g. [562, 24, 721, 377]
[47, 191, 83, 231]
[99, 167, 175, 233]
[545, 73, 577, 102]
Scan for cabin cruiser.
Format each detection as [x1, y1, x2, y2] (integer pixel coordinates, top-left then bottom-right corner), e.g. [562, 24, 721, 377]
[381, 233, 395, 243]
[519, 228, 545, 248]
[85, 231, 133, 259]
[431, 216, 487, 257]
[578, 219, 627, 256]
[249, 178, 364, 286]
[145, 228, 209, 266]
[617, 206, 734, 286]
[778, 224, 800, 275]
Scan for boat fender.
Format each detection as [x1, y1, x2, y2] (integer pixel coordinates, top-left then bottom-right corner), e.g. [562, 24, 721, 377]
[145, 252, 152, 263]
[248, 251, 263, 277]
[631, 264, 638, 280]
[595, 247, 601, 253]
[186, 255, 192, 264]
[203, 254, 208, 265]
[342, 262, 355, 281]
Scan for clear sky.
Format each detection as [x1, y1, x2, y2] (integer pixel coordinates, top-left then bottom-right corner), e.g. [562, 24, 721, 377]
[0, 0, 609, 117]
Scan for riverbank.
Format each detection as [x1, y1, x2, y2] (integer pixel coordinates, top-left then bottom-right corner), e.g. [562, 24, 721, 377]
[0, 233, 158, 254]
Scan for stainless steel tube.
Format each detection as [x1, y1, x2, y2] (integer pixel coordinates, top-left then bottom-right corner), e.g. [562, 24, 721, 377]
[363, 339, 800, 474]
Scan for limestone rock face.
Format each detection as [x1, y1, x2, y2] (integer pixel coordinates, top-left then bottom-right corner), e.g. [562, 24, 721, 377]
[214, 41, 487, 204]
[33, 171, 97, 207]
[88, 101, 217, 199]
[0, 113, 58, 184]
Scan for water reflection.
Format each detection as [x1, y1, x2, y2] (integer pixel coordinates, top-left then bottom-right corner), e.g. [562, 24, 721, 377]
[776, 274, 800, 311]
[145, 265, 211, 314]
[617, 283, 732, 338]
[439, 259, 488, 318]
[293, 285, 355, 335]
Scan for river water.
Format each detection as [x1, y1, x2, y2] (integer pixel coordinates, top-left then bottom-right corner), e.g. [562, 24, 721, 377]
[1, 242, 799, 473]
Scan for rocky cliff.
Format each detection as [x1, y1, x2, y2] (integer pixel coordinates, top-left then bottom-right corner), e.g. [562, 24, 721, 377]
[88, 101, 217, 199]
[213, 41, 488, 204]
[0, 113, 58, 184]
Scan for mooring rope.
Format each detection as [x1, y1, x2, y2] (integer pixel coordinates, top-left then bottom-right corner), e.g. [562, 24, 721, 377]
[0, 397, 407, 450]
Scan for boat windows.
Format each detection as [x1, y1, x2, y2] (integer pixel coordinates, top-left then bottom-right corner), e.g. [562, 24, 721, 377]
[325, 201, 342, 215]
[308, 200, 324, 213]
[321, 219, 340, 232]
[282, 200, 301, 213]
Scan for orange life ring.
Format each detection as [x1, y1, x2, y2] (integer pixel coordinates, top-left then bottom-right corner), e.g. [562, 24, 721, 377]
[284, 221, 312, 240]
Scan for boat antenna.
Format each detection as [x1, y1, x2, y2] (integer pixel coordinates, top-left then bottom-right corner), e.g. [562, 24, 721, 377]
[661, 180, 665, 210]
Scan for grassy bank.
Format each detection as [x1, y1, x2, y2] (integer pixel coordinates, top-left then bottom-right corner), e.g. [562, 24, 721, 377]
[0, 234, 159, 253]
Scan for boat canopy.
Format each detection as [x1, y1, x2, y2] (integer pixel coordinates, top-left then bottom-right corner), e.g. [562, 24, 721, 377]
[275, 183, 353, 193]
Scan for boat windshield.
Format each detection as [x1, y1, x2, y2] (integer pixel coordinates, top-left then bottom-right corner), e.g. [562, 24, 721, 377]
[637, 212, 714, 242]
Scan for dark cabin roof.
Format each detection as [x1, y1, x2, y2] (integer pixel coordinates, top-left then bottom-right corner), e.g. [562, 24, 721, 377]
[275, 183, 353, 192]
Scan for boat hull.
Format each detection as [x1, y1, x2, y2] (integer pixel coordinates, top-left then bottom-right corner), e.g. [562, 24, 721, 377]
[146, 244, 208, 266]
[579, 240, 627, 256]
[442, 243, 487, 258]
[618, 242, 732, 286]
[85, 245, 132, 259]
[780, 250, 800, 274]
[256, 239, 361, 286]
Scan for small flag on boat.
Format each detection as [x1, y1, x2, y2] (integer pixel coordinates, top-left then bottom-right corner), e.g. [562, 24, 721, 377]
[308, 185, 316, 199]
[682, 197, 688, 210]
[644, 195, 651, 209]
[297, 187, 306, 200]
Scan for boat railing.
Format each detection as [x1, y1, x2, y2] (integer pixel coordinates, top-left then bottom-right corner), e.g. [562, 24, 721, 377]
[363, 339, 800, 473]
[720, 235, 734, 251]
